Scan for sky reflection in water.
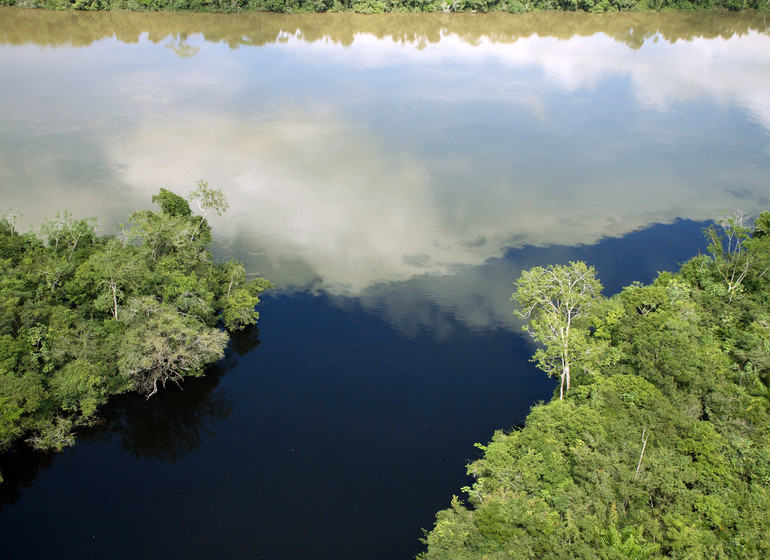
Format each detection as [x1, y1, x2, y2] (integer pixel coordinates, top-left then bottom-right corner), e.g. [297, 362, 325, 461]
[1, 10, 769, 334]
[2, 12, 770, 560]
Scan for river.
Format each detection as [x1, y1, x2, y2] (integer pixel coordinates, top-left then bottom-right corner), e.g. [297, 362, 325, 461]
[0, 7, 769, 559]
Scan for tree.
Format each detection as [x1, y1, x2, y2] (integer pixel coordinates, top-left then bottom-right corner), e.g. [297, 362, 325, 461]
[423, 234, 770, 560]
[754, 212, 770, 239]
[512, 261, 603, 399]
[40, 211, 98, 262]
[1, 209, 21, 237]
[188, 179, 229, 242]
[218, 260, 272, 330]
[0, 186, 269, 451]
[71, 238, 148, 320]
[152, 187, 192, 218]
[118, 296, 228, 398]
[129, 209, 198, 262]
[705, 211, 768, 302]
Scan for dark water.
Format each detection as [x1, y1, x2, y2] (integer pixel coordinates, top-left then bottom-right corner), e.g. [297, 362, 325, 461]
[1, 7, 769, 559]
[0, 219, 707, 559]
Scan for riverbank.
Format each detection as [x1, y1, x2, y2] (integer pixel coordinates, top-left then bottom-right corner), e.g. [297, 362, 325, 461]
[419, 214, 770, 558]
[1, 6, 768, 52]
[3, 0, 768, 14]
[0, 186, 270, 452]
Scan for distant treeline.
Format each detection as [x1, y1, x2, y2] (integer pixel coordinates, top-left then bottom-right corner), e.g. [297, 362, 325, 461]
[1, 8, 768, 53]
[2, 0, 767, 14]
[418, 212, 770, 558]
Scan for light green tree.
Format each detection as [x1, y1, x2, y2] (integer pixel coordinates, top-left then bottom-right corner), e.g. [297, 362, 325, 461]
[188, 179, 229, 242]
[705, 210, 769, 302]
[118, 296, 228, 398]
[72, 238, 148, 319]
[218, 260, 272, 330]
[512, 261, 603, 399]
[40, 211, 98, 261]
[128, 209, 198, 262]
[1, 209, 21, 237]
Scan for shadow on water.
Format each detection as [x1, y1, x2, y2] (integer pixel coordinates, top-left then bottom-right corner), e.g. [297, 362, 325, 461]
[0, 444, 55, 512]
[0, 324, 260, 509]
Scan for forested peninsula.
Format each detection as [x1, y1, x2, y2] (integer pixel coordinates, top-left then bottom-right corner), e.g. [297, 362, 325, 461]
[419, 212, 770, 559]
[2, 0, 767, 15]
[0, 184, 270, 453]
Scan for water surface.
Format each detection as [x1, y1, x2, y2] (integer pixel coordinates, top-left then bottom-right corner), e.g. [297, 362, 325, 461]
[0, 8, 769, 559]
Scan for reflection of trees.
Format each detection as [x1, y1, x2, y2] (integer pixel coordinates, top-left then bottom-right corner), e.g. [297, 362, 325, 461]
[85, 368, 233, 463]
[81, 325, 260, 462]
[0, 325, 259, 506]
[164, 36, 200, 57]
[228, 323, 263, 357]
[0, 444, 56, 512]
[0, 8, 767, 52]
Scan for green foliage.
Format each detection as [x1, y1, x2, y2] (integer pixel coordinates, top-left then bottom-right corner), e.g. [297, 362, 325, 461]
[754, 212, 770, 239]
[1, 0, 761, 12]
[218, 260, 272, 330]
[71, 0, 106, 9]
[152, 187, 192, 217]
[39, 210, 99, 262]
[189, 179, 229, 219]
[69, 239, 149, 319]
[512, 261, 603, 399]
[421, 211, 770, 559]
[118, 297, 228, 396]
[0, 185, 270, 451]
[703, 211, 760, 302]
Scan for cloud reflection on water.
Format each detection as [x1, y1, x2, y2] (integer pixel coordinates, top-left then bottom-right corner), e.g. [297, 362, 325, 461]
[110, 101, 767, 295]
[2, 14, 770, 334]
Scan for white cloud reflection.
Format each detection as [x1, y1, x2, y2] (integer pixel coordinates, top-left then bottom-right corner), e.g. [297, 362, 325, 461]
[3, 23, 770, 334]
[114, 110, 478, 293]
[279, 28, 770, 130]
[109, 102, 765, 297]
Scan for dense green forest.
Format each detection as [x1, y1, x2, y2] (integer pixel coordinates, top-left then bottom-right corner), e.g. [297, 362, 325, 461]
[0, 183, 270, 453]
[418, 212, 770, 558]
[2, 0, 767, 15]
